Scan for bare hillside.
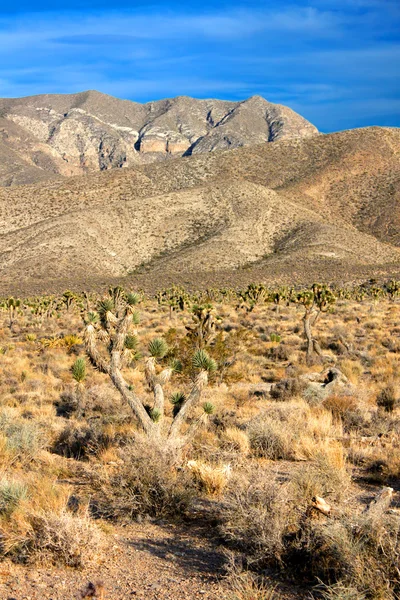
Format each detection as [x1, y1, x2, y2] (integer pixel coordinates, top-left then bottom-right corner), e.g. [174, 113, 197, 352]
[0, 126, 399, 294]
[0, 91, 317, 186]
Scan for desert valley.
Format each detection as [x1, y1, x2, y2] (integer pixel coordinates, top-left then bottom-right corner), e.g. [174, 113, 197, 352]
[0, 90, 399, 599]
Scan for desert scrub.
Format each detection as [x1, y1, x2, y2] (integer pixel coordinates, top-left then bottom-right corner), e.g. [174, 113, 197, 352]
[52, 421, 112, 460]
[0, 475, 102, 567]
[0, 478, 28, 518]
[0, 408, 48, 465]
[91, 438, 196, 520]
[187, 459, 230, 495]
[247, 401, 341, 461]
[219, 466, 299, 565]
[220, 427, 250, 455]
[376, 383, 398, 413]
[20, 510, 103, 567]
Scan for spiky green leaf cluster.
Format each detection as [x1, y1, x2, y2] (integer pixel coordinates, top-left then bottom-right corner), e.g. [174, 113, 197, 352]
[169, 358, 183, 373]
[98, 299, 114, 315]
[125, 334, 138, 350]
[148, 338, 169, 359]
[202, 402, 215, 415]
[85, 311, 99, 325]
[192, 349, 217, 373]
[126, 292, 140, 306]
[170, 392, 185, 417]
[71, 357, 86, 384]
[149, 408, 162, 423]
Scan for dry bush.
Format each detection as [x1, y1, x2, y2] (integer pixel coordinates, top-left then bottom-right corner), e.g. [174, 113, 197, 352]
[219, 467, 298, 564]
[92, 439, 196, 520]
[293, 508, 400, 598]
[338, 359, 364, 384]
[0, 478, 28, 518]
[322, 394, 366, 431]
[292, 444, 350, 504]
[220, 427, 250, 455]
[52, 421, 112, 460]
[270, 377, 306, 401]
[187, 459, 230, 496]
[247, 401, 341, 461]
[0, 408, 48, 466]
[248, 415, 294, 460]
[376, 384, 398, 413]
[226, 568, 278, 600]
[0, 474, 102, 567]
[220, 463, 398, 598]
[20, 510, 103, 567]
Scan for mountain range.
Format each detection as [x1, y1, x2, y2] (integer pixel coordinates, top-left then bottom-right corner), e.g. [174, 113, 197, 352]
[0, 91, 317, 187]
[0, 91, 399, 294]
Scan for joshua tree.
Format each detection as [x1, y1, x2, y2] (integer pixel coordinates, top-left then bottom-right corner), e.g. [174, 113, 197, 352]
[237, 283, 267, 313]
[156, 285, 190, 319]
[185, 304, 219, 349]
[62, 290, 76, 312]
[83, 289, 216, 445]
[295, 283, 336, 366]
[71, 357, 87, 416]
[3, 297, 21, 328]
[385, 279, 400, 302]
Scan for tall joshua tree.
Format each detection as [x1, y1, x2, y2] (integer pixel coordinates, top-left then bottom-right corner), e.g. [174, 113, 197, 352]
[83, 289, 216, 445]
[296, 283, 336, 366]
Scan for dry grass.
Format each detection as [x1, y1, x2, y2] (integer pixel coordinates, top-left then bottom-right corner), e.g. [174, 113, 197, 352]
[0, 295, 399, 597]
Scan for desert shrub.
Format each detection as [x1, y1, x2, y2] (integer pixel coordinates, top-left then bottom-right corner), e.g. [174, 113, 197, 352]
[323, 394, 365, 431]
[266, 345, 289, 362]
[226, 567, 278, 600]
[92, 439, 196, 520]
[0, 409, 48, 464]
[52, 422, 112, 459]
[270, 377, 306, 401]
[0, 479, 28, 517]
[376, 384, 397, 413]
[220, 427, 250, 455]
[220, 465, 398, 597]
[290, 509, 400, 597]
[18, 511, 103, 567]
[187, 460, 230, 496]
[248, 416, 294, 460]
[247, 402, 340, 461]
[292, 444, 350, 504]
[219, 467, 299, 564]
[54, 390, 77, 417]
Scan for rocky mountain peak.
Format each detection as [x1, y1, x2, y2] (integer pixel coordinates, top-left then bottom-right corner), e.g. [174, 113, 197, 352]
[0, 91, 318, 186]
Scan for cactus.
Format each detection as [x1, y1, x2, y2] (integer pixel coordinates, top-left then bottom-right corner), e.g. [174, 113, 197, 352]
[83, 288, 216, 445]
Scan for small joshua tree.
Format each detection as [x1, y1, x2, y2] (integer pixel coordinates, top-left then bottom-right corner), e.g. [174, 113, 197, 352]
[83, 289, 216, 445]
[295, 283, 336, 366]
[237, 283, 267, 313]
[4, 297, 21, 328]
[71, 357, 86, 416]
[185, 304, 219, 349]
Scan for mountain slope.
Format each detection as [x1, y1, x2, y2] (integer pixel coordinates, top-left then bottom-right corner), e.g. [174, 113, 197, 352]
[0, 91, 318, 186]
[0, 126, 399, 294]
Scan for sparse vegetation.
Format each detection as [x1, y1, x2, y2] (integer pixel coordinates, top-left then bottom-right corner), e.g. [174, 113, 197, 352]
[0, 282, 399, 598]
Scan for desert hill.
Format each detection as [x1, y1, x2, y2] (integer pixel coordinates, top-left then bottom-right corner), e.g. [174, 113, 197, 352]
[0, 125, 399, 294]
[0, 91, 317, 186]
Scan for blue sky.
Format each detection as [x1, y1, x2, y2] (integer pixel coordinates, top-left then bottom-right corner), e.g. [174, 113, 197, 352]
[0, 0, 399, 132]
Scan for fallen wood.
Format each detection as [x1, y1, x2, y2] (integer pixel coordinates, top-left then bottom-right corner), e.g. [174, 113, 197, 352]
[312, 495, 331, 516]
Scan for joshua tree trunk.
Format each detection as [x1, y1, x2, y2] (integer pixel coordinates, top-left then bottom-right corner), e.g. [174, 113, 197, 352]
[303, 308, 323, 366]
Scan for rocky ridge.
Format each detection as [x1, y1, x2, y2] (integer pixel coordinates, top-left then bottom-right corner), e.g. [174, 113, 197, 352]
[0, 91, 318, 186]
